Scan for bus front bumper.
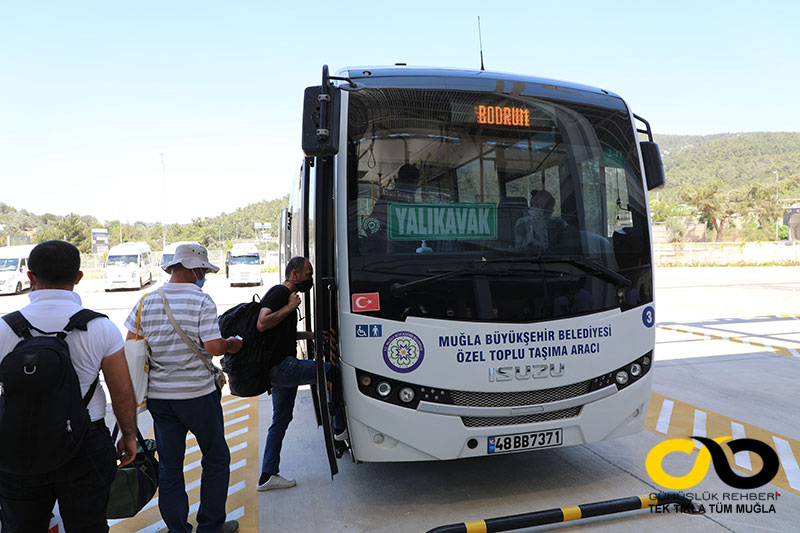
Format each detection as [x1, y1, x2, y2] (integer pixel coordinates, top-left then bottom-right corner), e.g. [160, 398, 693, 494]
[341, 364, 651, 463]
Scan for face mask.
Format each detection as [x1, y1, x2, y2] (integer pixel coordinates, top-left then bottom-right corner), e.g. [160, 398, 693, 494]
[193, 270, 206, 288]
[294, 279, 313, 292]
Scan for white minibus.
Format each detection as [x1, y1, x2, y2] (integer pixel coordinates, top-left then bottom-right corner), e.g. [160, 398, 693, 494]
[225, 243, 262, 287]
[104, 242, 156, 291]
[0, 244, 35, 295]
[160, 241, 200, 280]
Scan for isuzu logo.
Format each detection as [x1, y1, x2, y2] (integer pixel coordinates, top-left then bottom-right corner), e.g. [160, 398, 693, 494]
[488, 363, 565, 382]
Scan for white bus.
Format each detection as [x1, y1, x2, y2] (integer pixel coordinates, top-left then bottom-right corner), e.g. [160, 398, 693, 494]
[160, 241, 200, 280]
[0, 244, 35, 295]
[284, 66, 665, 475]
[225, 243, 262, 287]
[103, 242, 156, 291]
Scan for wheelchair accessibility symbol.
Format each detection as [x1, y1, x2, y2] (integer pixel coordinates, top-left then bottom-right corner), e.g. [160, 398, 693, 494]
[356, 324, 382, 338]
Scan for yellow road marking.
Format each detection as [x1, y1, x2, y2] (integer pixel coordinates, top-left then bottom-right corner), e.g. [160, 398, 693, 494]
[657, 322, 800, 358]
[110, 394, 259, 532]
[647, 391, 800, 496]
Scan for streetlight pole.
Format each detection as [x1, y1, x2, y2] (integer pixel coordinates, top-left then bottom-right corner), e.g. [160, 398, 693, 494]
[161, 152, 167, 251]
[774, 171, 779, 240]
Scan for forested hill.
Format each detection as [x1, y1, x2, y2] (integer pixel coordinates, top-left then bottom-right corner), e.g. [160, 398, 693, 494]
[654, 132, 800, 203]
[4, 132, 800, 251]
[0, 195, 289, 253]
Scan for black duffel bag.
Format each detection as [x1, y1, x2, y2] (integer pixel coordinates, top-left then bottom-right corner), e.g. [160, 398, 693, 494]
[107, 426, 158, 519]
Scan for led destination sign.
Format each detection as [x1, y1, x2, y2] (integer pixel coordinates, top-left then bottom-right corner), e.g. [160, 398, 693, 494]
[474, 105, 531, 127]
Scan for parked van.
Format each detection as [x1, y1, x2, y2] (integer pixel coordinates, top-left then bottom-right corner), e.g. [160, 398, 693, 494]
[0, 244, 35, 295]
[104, 242, 156, 291]
[160, 241, 200, 280]
[225, 243, 261, 287]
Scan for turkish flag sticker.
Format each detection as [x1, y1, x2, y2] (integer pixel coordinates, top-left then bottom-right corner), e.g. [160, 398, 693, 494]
[352, 292, 380, 312]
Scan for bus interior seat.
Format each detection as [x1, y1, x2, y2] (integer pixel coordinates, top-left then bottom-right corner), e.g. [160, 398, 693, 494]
[497, 196, 528, 247]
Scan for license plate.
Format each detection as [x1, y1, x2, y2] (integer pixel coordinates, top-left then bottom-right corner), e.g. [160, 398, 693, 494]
[488, 428, 563, 454]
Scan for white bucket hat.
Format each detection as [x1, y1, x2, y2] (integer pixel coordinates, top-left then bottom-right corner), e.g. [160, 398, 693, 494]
[161, 243, 219, 273]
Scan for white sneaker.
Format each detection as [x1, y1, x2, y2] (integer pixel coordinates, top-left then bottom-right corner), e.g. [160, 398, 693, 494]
[257, 474, 296, 491]
[334, 429, 349, 442]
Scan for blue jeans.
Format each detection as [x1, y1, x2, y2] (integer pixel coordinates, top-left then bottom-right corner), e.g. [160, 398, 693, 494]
[148, 392, 230, 533]
[0, 422, 116, 533]
[261, 358, 343, 475]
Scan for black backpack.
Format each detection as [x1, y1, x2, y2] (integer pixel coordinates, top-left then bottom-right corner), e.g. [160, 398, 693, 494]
[219, 295, 272, 397]
[0, 309, 106, 475]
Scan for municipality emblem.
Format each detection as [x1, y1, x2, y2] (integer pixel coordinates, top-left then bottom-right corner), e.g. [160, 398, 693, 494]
[382, 331, 424, 373]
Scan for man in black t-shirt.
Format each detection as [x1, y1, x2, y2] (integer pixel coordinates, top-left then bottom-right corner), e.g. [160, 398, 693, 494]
[254, 256, 343, 491]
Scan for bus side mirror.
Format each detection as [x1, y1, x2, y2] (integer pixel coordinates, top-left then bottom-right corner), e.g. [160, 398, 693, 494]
[640, 141, 666, 191]
[302, 85, 340, 157]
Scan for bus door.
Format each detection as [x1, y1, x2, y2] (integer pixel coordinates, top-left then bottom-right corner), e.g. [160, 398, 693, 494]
[301, 157, 324, 429]
[304, 71, 342, 475]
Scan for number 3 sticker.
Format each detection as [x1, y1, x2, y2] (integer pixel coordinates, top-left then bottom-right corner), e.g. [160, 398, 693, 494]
[642, 306, 655, 328]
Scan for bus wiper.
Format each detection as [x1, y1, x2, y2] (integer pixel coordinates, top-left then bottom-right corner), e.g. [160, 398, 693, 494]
[390, 270, 471, 297]
[475, 255, 632, 288]
[556, 257, 632, 288]
[388, 268, 511, 297]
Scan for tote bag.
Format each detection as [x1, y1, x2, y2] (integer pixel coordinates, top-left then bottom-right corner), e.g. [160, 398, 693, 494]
[124, 295, 150, 411]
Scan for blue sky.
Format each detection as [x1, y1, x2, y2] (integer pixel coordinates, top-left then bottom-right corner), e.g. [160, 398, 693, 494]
[1, 1, 798, 224]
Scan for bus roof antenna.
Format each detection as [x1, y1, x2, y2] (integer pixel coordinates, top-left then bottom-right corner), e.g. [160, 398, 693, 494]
[478, 16, 485, 71]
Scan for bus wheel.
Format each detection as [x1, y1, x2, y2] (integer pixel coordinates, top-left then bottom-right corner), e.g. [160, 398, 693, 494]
[15, 282, 22, 294]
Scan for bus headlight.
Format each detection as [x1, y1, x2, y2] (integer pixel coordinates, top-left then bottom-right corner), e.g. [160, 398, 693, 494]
[356, 369, 435, 409]
[376, 381, 392, 397]
[630, 363, 642, 377]
[642, 355, 651, 366]
[615, 371, 629, 386]
[398, 386, 415, 403]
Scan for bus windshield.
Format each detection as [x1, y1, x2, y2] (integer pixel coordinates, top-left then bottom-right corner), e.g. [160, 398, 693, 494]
[107, 255, 138, 266]
[230, 255, 259, 265]
[346, 84, 652, 323]
[0, 259, 19, 272]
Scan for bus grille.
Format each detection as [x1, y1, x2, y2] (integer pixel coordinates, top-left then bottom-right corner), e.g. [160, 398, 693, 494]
[461, 407, 582, 427]
[449, 380, 592, 408]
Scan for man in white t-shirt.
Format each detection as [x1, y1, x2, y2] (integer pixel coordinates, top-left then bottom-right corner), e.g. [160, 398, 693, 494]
[124, 243, 242, 533]
[0, 240, 138, 532]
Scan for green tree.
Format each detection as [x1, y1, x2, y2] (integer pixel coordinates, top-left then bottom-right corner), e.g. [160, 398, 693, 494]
[35, 213, 91, 252]
[680, 180, 742, 242]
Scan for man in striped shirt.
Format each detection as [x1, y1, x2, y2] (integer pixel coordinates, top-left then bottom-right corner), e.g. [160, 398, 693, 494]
[124, 243, 242, 533]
